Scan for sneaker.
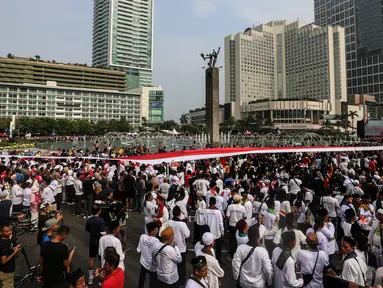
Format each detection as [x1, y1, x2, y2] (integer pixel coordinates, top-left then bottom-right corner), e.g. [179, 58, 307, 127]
[88, 275, 94, 285]
[120, 221, 126, 227]
[83, 216, 88, 219]
[62, 201, 67, 204]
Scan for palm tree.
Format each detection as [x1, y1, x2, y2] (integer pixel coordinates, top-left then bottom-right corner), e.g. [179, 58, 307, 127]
[335, 120, 343, 132]
[348, 110, 358, 132]
[179, 113, 189, 125]
[264, 118, 275, 127]
[141, 117, 148, 127]
[321, 119, 334, 131]
[34, 55, 41, 61]
[7, 53, 13, 59]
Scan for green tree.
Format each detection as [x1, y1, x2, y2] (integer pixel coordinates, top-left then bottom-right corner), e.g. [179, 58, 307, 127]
[219, 116, 239, 133]
[141, 117, 148, 127]
[320, 119, 334, 131]
[348, 110, 358, 132]
[160, 120, 179, 131]
[55, 119, 73, 135]
[179, 114, 189, 125]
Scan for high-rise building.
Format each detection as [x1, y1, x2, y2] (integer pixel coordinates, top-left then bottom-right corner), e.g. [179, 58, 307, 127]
[92, 0, 154, 89]
[127, 86, 164, 124]
[314, 0, 383, 115]
[224, 20, 347, 118]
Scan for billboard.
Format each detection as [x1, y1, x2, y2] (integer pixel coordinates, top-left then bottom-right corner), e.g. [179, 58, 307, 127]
[365, 120, 383, 137]
[150, 102, 163, 108]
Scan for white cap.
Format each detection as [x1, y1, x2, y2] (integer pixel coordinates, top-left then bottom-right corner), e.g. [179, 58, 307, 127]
[377, 209, 383, 215]
[202, 232, 215, 246]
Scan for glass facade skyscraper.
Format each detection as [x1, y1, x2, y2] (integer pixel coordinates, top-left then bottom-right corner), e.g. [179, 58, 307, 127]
[92, 0, 154, 89]
[314, 0, 383, 111]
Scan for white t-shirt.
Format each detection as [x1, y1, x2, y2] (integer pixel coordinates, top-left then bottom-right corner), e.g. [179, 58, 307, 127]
[273, 228, 307, 260]
[152, 243, 182, 284]
[289, 178, 302, 195]
[137, 234, 160, 272]
[296, 250, 328, 288]
[167, 219, 190, 253]
[320, 196, 340, 218]
[226, 203, 246, 227]
[185, 277, 209, 288]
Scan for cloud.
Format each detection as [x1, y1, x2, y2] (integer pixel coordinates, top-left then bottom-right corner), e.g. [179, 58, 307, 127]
[192, 0, 218, 18]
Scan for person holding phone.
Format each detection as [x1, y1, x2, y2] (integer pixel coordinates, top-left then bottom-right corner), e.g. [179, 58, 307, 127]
[0, 222, 22, 287]
[39, 225, 76, 287]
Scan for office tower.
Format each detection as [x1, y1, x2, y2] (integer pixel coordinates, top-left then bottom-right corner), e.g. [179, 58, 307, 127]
[127, 86, 164, 124]
[92, 0, 154, 89]
[224, 20, 347, 118]
[314, 0, 383, 111]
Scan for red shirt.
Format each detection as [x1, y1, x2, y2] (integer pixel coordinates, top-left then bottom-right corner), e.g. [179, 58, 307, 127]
[102, 268, 124, 288]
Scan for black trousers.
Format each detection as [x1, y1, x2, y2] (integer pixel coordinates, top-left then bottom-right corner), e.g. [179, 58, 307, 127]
[229, 226, 237, 257]
[190, 191, 197, 208]
[194, 222, 201, 243]
[177, 252, 187, 285]
[73, 195, 82, 215]
[66, 185, 74, 203]
[215, 236, 223, 264]
[138, 265, 157, 288]
[84, 194, 93, 217]
[12, 204, 22, 213]
[54, 193, 62, 211]
[158, 280, 178, 288]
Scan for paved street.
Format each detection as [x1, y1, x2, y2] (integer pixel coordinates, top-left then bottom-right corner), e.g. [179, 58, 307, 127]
[16, 205, 237, 287]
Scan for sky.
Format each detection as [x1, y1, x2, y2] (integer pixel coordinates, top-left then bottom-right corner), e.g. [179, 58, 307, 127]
[0, 0, 314, 121]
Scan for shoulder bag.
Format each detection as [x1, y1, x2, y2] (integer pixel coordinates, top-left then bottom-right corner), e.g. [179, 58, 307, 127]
[237, 246, 256, 288]
[302, 251, 319, 286]
[155, 244, 169, 258]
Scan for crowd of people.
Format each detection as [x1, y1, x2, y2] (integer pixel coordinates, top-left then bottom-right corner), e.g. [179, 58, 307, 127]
[0, 145, 383, 287]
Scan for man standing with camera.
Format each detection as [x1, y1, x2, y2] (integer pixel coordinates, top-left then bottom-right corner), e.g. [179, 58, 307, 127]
[0, 222, 22, 287]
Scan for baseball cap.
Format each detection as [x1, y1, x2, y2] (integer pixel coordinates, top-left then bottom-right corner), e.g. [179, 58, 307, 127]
[41, 218, 57, 231]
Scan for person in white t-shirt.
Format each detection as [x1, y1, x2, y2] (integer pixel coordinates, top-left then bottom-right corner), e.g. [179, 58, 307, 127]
[137, 222, 160, 288]
[226, 194, 246, 260]
[296, 232, 329, 288]
[289, 176, 302, 199]
[320, 189, 340, 233]
[273, 213, 306, 260]
[152, 227, 182, 286]
[196, 233, 224, 288]
[167, 206, 190, 285]
[205, 197, 224, 264]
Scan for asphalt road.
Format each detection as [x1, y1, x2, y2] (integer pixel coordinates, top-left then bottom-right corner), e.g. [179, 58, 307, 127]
[16, 205, 237, 288]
